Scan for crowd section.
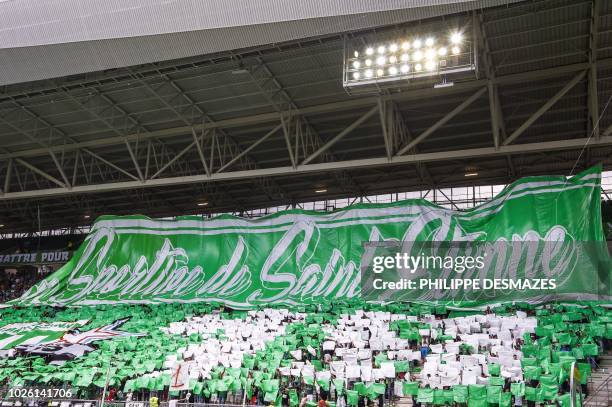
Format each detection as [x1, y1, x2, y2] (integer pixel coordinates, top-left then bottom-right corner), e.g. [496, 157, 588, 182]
[0, 269, 45, 303]
[0, 301, 610, 407]
[0, 236, 79, 302]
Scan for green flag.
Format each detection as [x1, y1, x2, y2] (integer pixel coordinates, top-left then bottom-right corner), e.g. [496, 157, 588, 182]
[13, 166, 610, 308]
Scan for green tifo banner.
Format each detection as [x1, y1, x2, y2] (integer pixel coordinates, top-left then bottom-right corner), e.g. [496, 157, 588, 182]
[0, 320, 88, 350]
[11, 166, 611, 309]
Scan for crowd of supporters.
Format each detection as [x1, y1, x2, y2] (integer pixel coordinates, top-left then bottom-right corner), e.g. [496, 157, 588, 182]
[8, 302, 600, 407]
[0, 236, 78, 302]
[0, 268, 45, 302]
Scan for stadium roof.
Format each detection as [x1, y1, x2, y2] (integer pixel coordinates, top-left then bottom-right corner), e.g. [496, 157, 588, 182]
[0, 0, 611, 233]
[0, 0, 521, 85]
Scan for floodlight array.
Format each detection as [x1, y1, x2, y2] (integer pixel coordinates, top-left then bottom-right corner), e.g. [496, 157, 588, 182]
[344, 31, 473, 87]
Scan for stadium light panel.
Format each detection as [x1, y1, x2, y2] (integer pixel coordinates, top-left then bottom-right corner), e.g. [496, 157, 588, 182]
[451, 32, 463, 44]
[343, 28, 476, 91]
[433, 80, 454, 89]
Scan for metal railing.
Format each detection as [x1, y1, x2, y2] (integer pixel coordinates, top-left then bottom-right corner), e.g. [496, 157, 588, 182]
[106, 403, 245, 407]
[0, 400, 98, 407]
[584, 373, 612, 406]
[0, 402, 247, 407]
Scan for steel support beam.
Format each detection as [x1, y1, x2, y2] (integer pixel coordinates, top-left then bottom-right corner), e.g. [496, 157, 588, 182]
[302, 105, 379, 165]
[378, 99, 392, 160]
[503, 70, 587, 145]
[82, 149, 140, 181]
[14, 158, 66, 188]
[246, 56, 363, 194]
[396, 87, 487, 155]
[134, 70, 289, 200]
[488, 82, 500, 149]
[2, 59, 609, 162]
[3, 158, 12, 194]
[124, 140, 144, 181]
[216, 124, 283, 173]
[281, 116, 297, 168]
[150, 138, 199, 180]
[49, 151, 71, 188]
[476, 12, 504, 150]
[588, 0, 600, 138]
[0, 102, 76, 188]
[1, 136, 610, 200]
[71, 150, 80, 186]
[191, 129, 211, 177]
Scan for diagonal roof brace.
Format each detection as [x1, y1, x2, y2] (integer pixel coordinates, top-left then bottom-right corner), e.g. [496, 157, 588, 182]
[14, 158, 66, 188]
[503, 70, 587, 146]
[302, 105, 379, 165]
[396, 87, 488, 156]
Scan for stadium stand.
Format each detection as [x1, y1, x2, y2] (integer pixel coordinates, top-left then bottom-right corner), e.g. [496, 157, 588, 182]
[0, 0, 611, 406]
[0, 302, 610, 406]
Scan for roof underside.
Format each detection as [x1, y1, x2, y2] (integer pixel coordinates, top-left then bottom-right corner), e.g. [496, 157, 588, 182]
[0, 0, 521, 85]
[0, 0, 611, 233]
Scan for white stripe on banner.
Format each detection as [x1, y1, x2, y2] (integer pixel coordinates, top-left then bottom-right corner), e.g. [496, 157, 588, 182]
[0, 334, 22, 350]
[460, 183, 600, 221]
[106, 183, 600, 236]
[20, 335, 50, 346]
[112, 215, 421, 236]
[91, 178, 599, 233]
